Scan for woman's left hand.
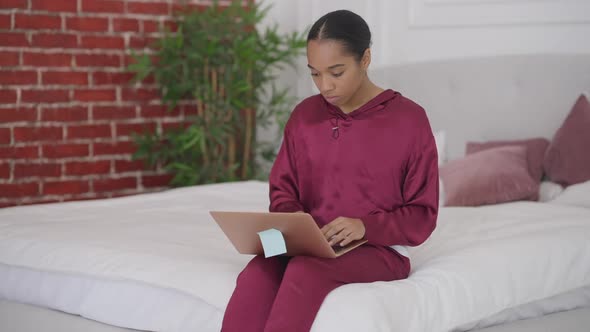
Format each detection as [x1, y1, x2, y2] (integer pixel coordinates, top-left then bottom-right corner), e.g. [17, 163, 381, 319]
[321, 217, 366, 247]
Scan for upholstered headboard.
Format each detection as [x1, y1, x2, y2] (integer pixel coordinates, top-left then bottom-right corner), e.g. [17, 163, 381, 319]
[369, 54, 590, 161]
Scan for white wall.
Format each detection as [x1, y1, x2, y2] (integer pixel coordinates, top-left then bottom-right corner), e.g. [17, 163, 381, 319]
[260, 0, 590, 98]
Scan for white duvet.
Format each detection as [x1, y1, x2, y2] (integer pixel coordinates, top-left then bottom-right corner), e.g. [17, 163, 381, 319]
[0, 180, 589, 332]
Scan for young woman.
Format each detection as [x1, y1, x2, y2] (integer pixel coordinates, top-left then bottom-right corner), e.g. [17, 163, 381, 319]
[222, 9, 439, 332]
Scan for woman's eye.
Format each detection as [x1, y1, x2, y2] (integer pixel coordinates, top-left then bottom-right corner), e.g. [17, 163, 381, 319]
[333, 72, 343, 77]
[311, 72, 319, 77]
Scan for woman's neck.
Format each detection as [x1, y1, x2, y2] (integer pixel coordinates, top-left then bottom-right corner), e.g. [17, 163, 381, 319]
[339, 79, 384, 114]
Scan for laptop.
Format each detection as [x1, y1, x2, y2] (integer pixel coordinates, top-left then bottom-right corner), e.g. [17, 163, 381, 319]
[209, 211, 367, 258]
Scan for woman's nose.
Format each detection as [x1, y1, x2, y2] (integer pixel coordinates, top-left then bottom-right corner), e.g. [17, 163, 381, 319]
[319, 77, 335, 92]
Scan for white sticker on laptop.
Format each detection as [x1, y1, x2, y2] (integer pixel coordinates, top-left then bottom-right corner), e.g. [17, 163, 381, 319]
[257, 228, 287, 258]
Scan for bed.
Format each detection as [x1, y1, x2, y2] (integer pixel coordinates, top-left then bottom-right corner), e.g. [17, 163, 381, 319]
[1, 53, 590, 332]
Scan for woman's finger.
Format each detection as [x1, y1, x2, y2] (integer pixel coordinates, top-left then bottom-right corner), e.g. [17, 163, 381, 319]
[328, 228, 346, 245]
[324, 223, 346, 240]
[329, 228, 353, 246]
[337, 230, 356, 246]
[321, 218, 341, 236]
[339, 237, 351, 246]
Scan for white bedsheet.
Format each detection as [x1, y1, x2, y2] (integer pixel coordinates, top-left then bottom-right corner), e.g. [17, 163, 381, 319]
[0, 181, 264, 332]
[0, 180, 589, 332]
[314, 200, 590, 331]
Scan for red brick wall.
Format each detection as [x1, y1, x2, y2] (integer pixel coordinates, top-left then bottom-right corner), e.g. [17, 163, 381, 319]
[0, 0, 218, 207]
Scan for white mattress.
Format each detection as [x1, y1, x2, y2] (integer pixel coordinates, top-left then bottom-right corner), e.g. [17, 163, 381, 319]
[0, 181, 264, 332]
[0, 299, 139, 332]
[1, 180, 589, 332]
[0, 263, 220, 331]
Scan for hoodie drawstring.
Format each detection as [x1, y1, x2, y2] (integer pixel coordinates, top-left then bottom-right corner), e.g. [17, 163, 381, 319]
[325, 90, 394, 140]
[330, 117, 339, 139]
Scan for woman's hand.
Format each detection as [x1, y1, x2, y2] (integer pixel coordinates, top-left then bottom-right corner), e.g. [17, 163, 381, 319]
[321, 217, 366, 247]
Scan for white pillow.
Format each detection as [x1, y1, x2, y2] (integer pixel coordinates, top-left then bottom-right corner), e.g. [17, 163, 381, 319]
[538, 181, 564, 202]
[433, 130, 446, 166]
[550, 180, 590, 208]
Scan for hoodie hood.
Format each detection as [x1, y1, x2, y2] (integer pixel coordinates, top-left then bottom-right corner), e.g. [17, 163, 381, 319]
[324, 89, 400, 120]
[323, 89, 400, 139]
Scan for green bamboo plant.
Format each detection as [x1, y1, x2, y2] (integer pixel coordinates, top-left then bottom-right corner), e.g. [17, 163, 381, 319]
[128, 0, 306, 186]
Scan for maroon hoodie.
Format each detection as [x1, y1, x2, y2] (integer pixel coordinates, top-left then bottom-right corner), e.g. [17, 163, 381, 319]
[269, 89, 439, 251]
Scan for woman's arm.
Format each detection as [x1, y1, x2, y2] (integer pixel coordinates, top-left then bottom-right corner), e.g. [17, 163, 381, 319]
[361, 129, 439, 247]
[268, 124, 305, 213]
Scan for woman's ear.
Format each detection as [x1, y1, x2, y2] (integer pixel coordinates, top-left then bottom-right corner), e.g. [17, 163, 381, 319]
[361, 48, 371, 70]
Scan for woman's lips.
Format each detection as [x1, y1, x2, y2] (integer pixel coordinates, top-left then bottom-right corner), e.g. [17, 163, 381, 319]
[325, 96, 340, 104]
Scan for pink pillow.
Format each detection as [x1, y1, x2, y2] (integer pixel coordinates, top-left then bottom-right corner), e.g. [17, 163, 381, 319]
[544, 94, 590, 186]
[441, 146, 539, 207]
[466, 138, 549, 182]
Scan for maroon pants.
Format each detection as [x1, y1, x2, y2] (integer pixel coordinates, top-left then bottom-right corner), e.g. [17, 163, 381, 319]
[221, 245, 410, 332]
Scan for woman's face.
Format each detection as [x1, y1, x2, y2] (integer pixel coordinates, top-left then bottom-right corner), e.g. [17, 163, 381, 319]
[307, 39, 368, 108]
